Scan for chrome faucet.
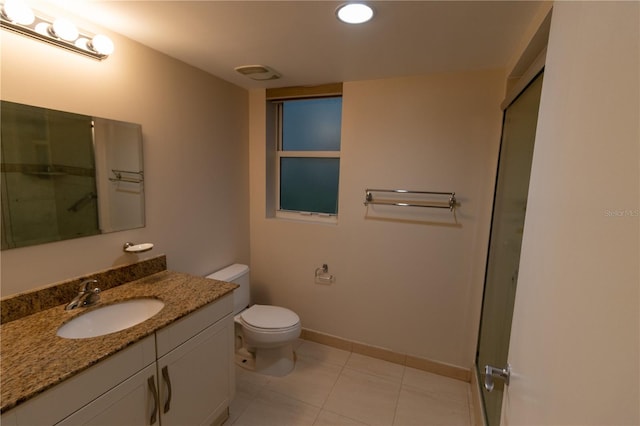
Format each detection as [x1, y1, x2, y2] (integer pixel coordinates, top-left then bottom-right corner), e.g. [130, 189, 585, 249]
[65, 279, 101, 310]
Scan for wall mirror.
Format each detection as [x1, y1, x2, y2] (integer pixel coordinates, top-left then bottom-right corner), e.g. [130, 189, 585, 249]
[1, 101, 145, 250]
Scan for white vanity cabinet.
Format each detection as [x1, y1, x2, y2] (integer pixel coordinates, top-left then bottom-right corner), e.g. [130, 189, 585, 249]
[3, 294, 234, 426]
[155, 294, 235, 426]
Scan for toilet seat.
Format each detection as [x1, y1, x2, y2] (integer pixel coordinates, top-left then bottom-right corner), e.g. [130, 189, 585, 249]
[240, 304, 300, 330]
[240, 321, 300, 335]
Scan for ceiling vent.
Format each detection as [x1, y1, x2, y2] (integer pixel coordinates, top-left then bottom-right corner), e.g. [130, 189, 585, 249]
[234, 65, 281, 81]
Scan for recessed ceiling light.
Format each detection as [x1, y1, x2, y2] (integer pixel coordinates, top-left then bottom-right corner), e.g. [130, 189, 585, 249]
[336, 3, 374, 24]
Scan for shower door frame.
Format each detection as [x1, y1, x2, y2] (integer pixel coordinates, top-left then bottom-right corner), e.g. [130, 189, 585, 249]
[475, 70, 545, 426]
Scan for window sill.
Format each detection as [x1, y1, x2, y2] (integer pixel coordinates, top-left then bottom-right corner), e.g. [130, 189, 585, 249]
[274, 210, 338, 225]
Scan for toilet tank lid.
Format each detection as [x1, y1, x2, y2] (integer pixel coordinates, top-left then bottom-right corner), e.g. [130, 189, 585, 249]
[206, 263, 249, 282]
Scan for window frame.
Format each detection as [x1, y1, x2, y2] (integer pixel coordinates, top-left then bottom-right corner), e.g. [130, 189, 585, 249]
[266, 85, 343, 224]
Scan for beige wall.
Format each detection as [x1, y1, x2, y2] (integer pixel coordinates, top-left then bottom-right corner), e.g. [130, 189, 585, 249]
[0, 7, 250, 296]
[504, 1, 639, 424]
[249, 70, 504, 369]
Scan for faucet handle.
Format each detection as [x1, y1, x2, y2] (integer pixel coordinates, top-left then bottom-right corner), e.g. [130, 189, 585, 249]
[65, 280, 100, 310]
[79, 279, 98, 292]
[80, 279, 101, 307]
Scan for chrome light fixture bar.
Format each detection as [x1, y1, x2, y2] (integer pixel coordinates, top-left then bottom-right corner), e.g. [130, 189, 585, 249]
[0, 0, 114, 60]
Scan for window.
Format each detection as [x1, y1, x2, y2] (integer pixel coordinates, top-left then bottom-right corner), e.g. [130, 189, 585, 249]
[267, 86, 342, 222]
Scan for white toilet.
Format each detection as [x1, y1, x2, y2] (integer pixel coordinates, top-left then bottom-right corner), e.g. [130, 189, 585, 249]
[206, 264, 301, 376]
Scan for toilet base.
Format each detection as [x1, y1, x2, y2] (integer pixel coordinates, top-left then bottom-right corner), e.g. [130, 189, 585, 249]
[235, 348, 256, 370]
[235, 344, 296, 377]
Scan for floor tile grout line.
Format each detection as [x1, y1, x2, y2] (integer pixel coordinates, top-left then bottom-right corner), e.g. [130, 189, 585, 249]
[465, 380, 473, 426]
[230, 372, 270, 426]
[390, 365, 408, 426]
[329, 353, 405, 426]
[318, 350, 353, 411]
[343, 352, 406, 384]
[317, 408, 373, 426]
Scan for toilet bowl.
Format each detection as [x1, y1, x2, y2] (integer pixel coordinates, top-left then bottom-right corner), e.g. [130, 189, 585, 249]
[237, 304, 301, 347]
[206, 264, 301, 376]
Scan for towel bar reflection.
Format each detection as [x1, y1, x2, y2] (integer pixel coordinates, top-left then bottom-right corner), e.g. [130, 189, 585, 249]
[364, 189, 457, 211]
[109, 169, 144, 184]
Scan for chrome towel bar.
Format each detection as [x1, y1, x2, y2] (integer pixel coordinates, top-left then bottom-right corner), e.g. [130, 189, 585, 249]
[364, 189, 457, 211]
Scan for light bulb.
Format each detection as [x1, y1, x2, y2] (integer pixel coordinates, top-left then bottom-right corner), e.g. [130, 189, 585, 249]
[34, 22, 49, 36]
[336, 3, 374, 24]
[51, 18, 79, 41]
[74, 37, 89, 50]
[2, 0, 34, 25]
[89, 34, 114, 55]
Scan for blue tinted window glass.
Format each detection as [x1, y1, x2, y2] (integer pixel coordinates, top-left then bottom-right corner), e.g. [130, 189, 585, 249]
[282, 98, 342, 151]
[280, 158, 339, 214]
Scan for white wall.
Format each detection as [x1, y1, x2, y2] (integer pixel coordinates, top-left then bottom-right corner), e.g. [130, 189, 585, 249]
[504, 1, 639, 424]
[0, 5, 249, 296]
[249, 70, 504, 369]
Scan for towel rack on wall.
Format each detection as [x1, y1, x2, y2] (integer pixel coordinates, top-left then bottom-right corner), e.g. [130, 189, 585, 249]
[364, 189, 457, 211]
[109, 169, 144, 184]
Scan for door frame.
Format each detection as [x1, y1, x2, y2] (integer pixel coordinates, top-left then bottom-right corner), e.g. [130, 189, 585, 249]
[470, 6, 552, 425]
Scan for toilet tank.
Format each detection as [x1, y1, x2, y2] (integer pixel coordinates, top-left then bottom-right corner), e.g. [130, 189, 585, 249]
[206, 264, 250, 315]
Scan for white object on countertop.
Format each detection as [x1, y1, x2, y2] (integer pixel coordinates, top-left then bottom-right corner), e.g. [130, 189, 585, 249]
[123, 242, 154, 253]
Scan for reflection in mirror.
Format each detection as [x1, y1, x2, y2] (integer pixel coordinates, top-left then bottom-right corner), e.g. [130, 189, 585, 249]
[93, 118, 144, 233]
[1, 101, 144, 250]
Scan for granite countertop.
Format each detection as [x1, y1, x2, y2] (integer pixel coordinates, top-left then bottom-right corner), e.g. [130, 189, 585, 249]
[0, 270, 237, 413]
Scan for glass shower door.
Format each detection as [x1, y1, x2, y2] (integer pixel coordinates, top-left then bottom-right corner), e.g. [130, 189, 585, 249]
[476, 72, 544, 425]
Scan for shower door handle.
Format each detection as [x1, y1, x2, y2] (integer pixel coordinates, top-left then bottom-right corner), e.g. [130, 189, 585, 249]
[484, 364, 511, 392]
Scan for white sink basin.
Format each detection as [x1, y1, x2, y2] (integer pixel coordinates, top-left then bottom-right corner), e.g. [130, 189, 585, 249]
[57, 298, 165, 339]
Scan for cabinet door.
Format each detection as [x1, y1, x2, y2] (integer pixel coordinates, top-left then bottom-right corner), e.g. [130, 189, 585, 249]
[158, 315, 233, 426]
[5, 336, 155, 426]
[56, 364, 160, 426]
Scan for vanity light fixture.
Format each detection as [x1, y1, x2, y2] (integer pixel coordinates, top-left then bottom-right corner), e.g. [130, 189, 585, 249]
[0, 0, 114, 60]
[336, 3, 374, 24]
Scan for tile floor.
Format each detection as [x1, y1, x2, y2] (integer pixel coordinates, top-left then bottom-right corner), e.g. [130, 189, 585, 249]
[227, 339, 472, 426]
